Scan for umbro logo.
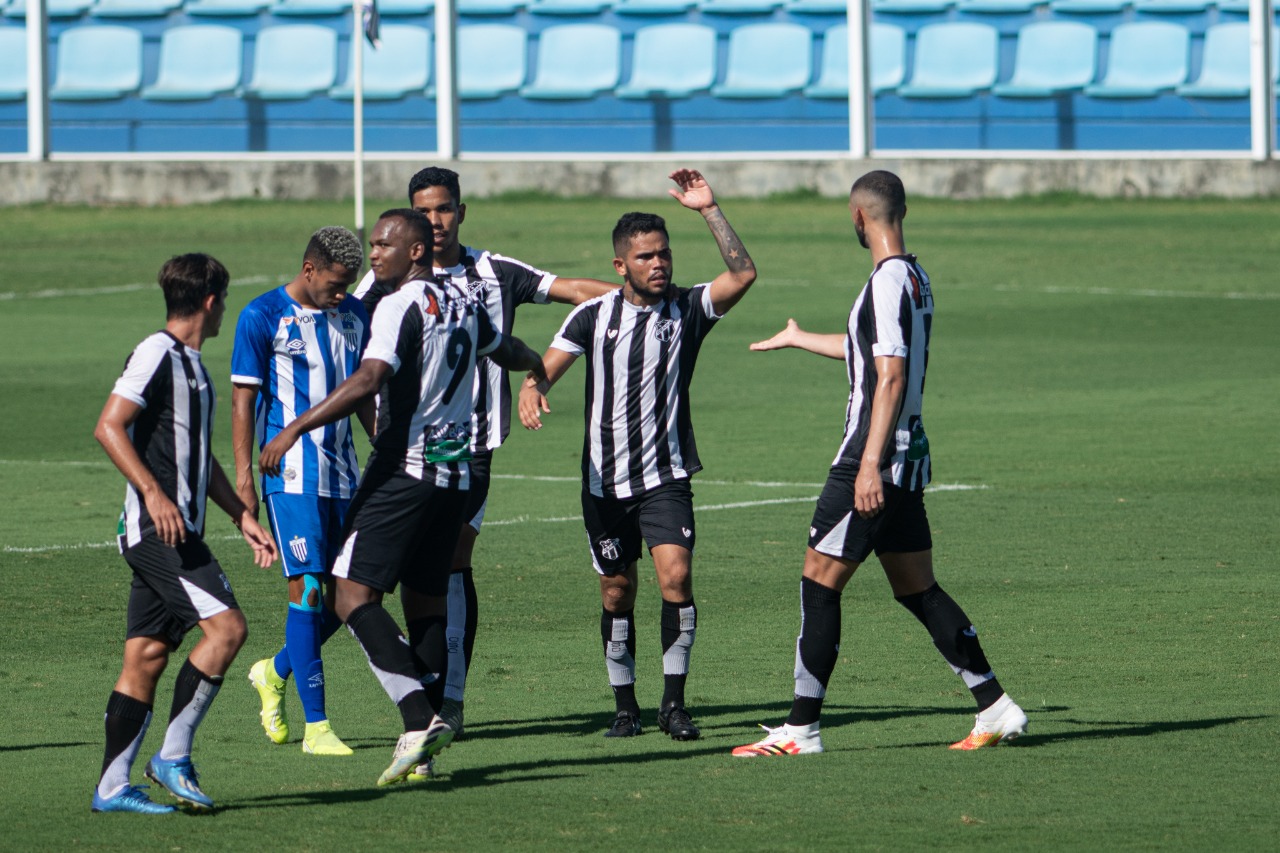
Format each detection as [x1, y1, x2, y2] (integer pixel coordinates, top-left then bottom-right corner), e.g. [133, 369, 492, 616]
[287, 339, 307, 354]
[308, 672, 325, 687]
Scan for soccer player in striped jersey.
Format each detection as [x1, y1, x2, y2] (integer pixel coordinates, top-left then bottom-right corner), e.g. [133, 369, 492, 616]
[355, 166, 615, 737]
[92, 254, 278, 814]
[732, 170, 1026, 758]
[259, 209, 547, 786]
[230, 227, 372, 757]
[519, 168, 756, 740]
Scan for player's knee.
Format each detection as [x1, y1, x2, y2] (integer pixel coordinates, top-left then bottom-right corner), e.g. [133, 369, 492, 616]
[297, 573, 325, 612]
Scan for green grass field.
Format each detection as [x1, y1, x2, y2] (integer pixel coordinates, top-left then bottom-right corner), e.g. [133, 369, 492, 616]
[1, 189, 1277, 851]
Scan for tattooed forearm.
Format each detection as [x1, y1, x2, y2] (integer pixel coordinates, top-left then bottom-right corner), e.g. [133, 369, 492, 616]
[703, 205, 756, 275]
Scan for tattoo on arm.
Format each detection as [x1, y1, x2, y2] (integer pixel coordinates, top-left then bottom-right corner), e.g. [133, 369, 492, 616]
[705, 207, 755, 275]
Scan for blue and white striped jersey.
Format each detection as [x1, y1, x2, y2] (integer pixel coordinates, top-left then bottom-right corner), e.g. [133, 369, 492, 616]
[111, 331, 215, 550]
[230, 286, 370, 498]
[835, 254, 933, 490]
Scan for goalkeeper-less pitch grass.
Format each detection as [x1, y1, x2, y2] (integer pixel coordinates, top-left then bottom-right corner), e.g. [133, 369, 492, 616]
[0, 190, 1276, 851]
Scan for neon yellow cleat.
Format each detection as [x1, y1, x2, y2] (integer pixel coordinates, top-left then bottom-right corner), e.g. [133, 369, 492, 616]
[303, 720, 354, 756]
[248, 658, 289, 745]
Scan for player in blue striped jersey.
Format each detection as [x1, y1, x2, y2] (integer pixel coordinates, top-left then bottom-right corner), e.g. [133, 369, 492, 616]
[230, 227, 372, 757]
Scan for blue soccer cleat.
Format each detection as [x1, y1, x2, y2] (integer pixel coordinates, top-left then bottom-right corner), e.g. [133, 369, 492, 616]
[145, 754, 215, 811]
[91, 784, 178, 814]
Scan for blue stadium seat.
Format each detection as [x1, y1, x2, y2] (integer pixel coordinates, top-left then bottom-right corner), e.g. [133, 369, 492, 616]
[711, 22, 812, 97]
[0, 27, 26, 101]
[91, 0, 183, 17]
[612, 0, 695, 12]
[520, 23, 620, 98]
[49, 25, 143, 99]
[785, 0, 848, 12]
[528, 0, 611, 13]
[896, 21, 998, 97]
[270, 0, 350, 15]
[698, 0, 782, 13]
[141, 24, 242, 99]
[184, 0, 271, 15]
[616, 22, 715, 98]
[5, 0, 96, 18]
[1083, 21, 1187, 97]
[378, 0, 434, 13]
[457, 0, 525, 13]
[458, 23, 526, 97]
[1131, 0, 1208, 11]
[1048, 0, 1128, 13]
[1176, 22, 1279, 98]
[242, 24, 337, 99]
[331, 24, 431, 99]
[956, 0, 1039, 10]
[991, 20, 1096, 96]
[872, 0, 954, 13]
[804, 22, 905, 98]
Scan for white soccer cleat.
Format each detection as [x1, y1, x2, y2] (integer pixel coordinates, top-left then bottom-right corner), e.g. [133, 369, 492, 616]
[950, 693, 1028, 750]
[731, 723, 824, 757]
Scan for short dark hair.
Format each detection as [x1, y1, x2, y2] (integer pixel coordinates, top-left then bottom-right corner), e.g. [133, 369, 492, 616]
[378, 208, 434, 248]
[159, 253, 229, 319]
[612, 212, 668, 256]
[303, 225, 363, 273]
[850, 170, 907, 222]
[407, 166, 461, 205]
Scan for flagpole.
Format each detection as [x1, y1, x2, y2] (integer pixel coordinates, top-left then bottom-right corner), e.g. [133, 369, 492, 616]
[353, 0, 366, 244]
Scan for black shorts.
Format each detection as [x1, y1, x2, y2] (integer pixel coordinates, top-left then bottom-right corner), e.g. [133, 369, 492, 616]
[808, 465, 933, 563]
[462, 450, 492, 533]
[122, 533, 240, 646]
[581, 480, 696, 576]
[331, 467, 467, 596]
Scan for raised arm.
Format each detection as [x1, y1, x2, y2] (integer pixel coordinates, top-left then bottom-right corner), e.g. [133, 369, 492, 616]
[230, 383, 261, 521]
[517, 346, 579, 431]
[547, 277, 618, 306]
[749, 318, 846, 360]
[668, 168, 757, 315]
[259, 358, 392, 476]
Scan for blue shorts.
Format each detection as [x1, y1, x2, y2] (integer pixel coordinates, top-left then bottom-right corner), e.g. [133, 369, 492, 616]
[264, 492, 351, 578]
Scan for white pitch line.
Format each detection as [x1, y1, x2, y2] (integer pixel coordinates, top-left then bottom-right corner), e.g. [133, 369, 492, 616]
[0, 275, 283, 302]
[977, 283, 1280, 302]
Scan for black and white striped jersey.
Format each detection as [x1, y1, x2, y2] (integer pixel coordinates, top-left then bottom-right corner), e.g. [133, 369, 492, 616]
[551, 284, 721, 499]
[835, 254, 933, 490]
[110, 331, 216, 550]
[355, 245, 554, 453]
[362, 277, 501, 487]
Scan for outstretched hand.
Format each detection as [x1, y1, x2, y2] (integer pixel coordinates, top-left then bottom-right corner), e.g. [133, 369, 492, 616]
[668, 168, 716, 212]
[749, 318, 804, 352]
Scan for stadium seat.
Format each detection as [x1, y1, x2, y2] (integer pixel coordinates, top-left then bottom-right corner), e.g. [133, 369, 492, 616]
[955, 0, 1039, 11]
[1048, 0, 1128, 13]
[457, 0, 525, 13]
[49, 25, 143, 100]
[527, 0, 612, 13]
[871, 0, 954, 13]
[711, 22, 812, 97]
[698, 0, 783, 13]
[785, 0, 848, 12]
[458, 23, 526, 98]
[184, 0, 271, 15]
[804, 23, 907, 98]
[91, 0, 184, 16]
[242, 24, 338, 99]
[612, 0, 695, 12]
[270, 0, 351, 14]
[141, 24, 242, 99]
[991, 20, 1096, 97]
[1176, 23, 1279, 98]
[4, 0, 96, 17]
[519, 23, 620, 99]
[1083, 21, 1187, 97]
[1131, 0, 1208, 11]
[616, 23, 715, 98]
[331, 24, 431, 99]
[377, 0, 434, 13]
[0, 27, 26, 101]
[896, 21, 998, 98]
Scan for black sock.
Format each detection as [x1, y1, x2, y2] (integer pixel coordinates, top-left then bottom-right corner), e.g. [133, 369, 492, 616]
[660, 598, 696, 708]
[407, 614, 447, 711]
[601, 608, 639, 715]
[100, 691, 152, 793]
[895, 583, 1003, 711]
[788, 577, 842, 727]
[347, 602, 434, 730]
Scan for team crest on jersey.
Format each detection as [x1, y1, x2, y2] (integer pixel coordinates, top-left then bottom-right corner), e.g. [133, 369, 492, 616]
[652, 318, 676, 342]
[598, 538, 622, 562]
[287, 339, 307, 355]
[289, 535, 309, 564]
[341, 328, 360, 352]
[283, 467, 297, 481]
[466, 280, 487, 299]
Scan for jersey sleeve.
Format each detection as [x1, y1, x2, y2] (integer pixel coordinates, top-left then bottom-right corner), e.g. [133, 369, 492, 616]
[111, 338, 168, 408]
[868, 263, 910, 359]
[550, 300, 596, 355]
[230, 302, 272, 387]
[363, 292, 412, 373]
[494, 255, 556, 305]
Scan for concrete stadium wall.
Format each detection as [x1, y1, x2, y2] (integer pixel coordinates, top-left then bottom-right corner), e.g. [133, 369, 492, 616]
[2, 156, 1279, 205]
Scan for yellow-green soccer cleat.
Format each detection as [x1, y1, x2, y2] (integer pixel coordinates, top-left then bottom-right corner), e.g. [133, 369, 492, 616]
[302, 720, 354, 756]
[377, 715, 455, 787]
[248, 658, 289, 744]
